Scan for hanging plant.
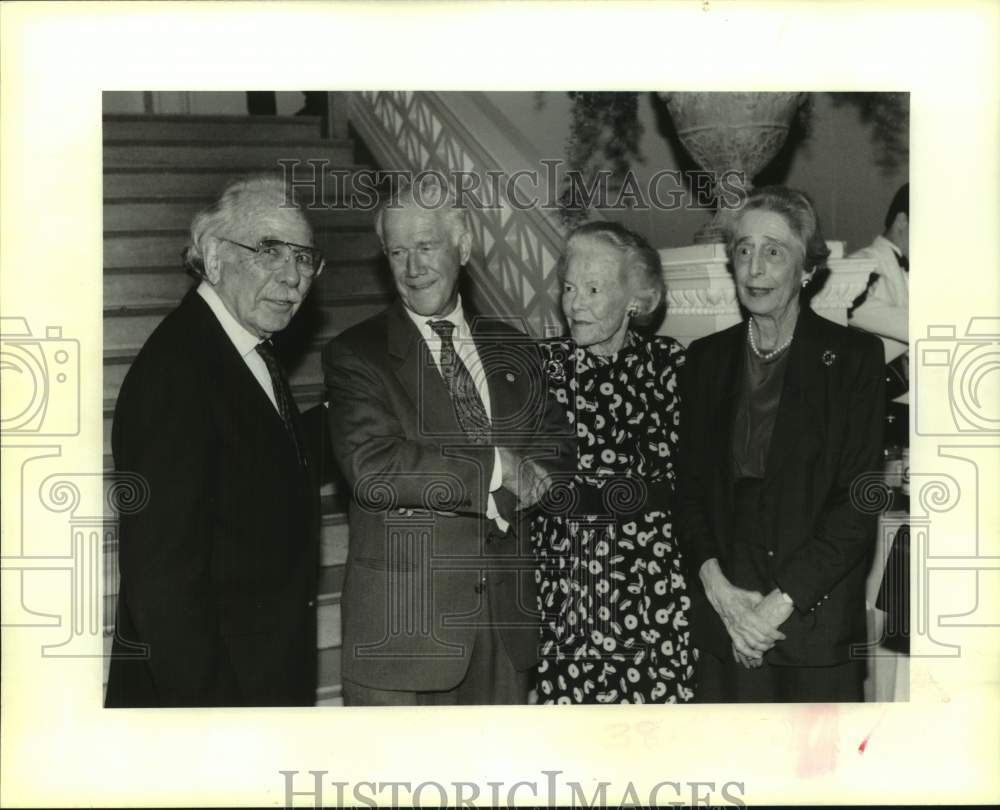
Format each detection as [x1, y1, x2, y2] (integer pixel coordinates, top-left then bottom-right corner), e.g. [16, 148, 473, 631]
[559, 92, 644, 227]
[826, 92, 910, 172]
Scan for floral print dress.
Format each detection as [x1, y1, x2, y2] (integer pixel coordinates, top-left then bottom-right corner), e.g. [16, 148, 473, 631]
[533, 332, 696, 703]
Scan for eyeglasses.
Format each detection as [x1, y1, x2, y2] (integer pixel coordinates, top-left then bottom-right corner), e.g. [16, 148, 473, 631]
[220, 237, 325, 278]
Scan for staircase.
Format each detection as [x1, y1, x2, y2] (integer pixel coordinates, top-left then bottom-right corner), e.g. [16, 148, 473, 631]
[102, 112, 393, 705]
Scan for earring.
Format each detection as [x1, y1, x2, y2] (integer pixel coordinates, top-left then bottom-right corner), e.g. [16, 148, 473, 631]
[628, 307, 638, 318]
[801, 277, 811, 288]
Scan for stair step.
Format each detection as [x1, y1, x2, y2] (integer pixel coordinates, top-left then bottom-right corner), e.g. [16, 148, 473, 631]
[104, 228, 380, 269]
[104, 140, 354, 170]
[103, 197, 375, 232]
[104, 333, 334, 401]
[102, 382, 327, 440]
[314, 259, 394, 302]
[104, 259, 389, 309]
[103, 577, 343, 651]
[102, 295, 388, 353]
[103, 267, 199, 304]
[104, 541, 347, 605]
[317, 646, 344, 705]
[103, 165, 372, 199]
[103, 113, 322, 143]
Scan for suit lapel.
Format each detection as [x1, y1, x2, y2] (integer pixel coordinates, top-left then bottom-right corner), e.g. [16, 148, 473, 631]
[708, 323, 746, 524]
[471, 315, 514, 436]
[190, 292, 304, 469]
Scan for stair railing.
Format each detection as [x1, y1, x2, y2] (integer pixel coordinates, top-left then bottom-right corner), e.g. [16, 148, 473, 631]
[349, 91, 568, 338]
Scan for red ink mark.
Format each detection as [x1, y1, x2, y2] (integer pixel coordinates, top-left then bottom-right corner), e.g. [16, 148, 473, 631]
[858, 707, 888, 755]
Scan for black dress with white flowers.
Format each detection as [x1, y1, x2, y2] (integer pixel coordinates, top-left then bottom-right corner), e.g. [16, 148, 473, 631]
[533, 332, 696, 704]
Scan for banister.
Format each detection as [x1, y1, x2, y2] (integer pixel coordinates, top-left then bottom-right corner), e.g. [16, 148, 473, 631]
[350, 91, 571, 337]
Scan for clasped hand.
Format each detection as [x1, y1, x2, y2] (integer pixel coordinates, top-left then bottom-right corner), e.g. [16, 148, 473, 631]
[700, 560, 794, 669]
[499, 448, 552, 510]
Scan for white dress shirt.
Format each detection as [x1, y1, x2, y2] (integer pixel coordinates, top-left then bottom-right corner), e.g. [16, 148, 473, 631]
[403, 296, 507, 528]
[197, 282, 280, 413]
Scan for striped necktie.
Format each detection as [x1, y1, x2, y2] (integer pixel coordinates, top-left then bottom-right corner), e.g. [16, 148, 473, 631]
[256, 339, 304, 466]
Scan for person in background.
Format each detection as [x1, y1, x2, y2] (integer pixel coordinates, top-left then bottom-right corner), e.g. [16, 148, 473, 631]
[533, 221, 697, 704]
[848, 183, 909, 365]
[850, 183, 912, 699]
[677, 186, 885, 702]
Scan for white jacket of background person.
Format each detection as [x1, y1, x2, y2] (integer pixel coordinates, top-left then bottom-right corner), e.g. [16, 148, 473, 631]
[848, 234, 908, 363]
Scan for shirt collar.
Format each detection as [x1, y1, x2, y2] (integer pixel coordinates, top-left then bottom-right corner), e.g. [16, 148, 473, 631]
[197, 281, 264, 359]
[878, 234, 903, 259]
[403, 294, 471, 343]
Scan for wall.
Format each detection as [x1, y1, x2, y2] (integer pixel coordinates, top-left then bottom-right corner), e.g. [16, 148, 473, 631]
[103, 91, 309, 116]
[102, 90, 909, 254]
[482, 91, 909, 254]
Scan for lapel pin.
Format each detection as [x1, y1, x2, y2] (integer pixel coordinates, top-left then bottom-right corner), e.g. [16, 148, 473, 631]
[505, 372, 516, 382]
[822, 349, 837, 367]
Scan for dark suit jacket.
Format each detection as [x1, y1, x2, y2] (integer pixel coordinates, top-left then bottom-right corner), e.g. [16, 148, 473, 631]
[677, 308, 885, 666]
[105, 290, 319, 707]
[323, 301, 574, 692]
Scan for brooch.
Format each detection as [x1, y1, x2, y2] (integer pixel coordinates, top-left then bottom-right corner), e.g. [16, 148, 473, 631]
[545, 358, 566, 384]
[821, 349, 837, 367]
[505, 372, 516, 383]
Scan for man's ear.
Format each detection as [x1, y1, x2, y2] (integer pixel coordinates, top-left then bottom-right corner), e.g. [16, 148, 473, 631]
[203, 238, 222, 285]
[457, 230, 472, 266]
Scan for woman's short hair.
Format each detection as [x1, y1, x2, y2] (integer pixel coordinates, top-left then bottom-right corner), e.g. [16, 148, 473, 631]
[563, 220, 666, 327]
[730, 185, 831, 275]
[373, 172, 470, 248]
[182, 174, 302, 277]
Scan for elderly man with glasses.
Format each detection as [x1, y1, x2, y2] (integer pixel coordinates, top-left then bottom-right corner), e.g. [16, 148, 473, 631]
[106, 174, 323, 707]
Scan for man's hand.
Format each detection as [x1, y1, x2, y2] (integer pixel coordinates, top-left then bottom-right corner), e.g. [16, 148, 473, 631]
[498, 448, 552, 510]
[700, 559, 785, 659]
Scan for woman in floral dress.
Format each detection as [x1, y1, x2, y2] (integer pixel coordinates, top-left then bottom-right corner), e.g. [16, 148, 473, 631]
[534, 221, 696, 704]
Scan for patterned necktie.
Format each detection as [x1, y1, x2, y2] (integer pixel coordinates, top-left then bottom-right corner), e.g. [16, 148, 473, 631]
[255, 340, 304, 466]
[427, 319, 491, 444]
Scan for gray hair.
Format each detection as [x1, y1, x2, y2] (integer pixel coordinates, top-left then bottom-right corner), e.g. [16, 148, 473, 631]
[182, 174, 306, 277]
[373, 172, 470, 248]
[563, 220, 665, 327]
[729, 185, 830, 274]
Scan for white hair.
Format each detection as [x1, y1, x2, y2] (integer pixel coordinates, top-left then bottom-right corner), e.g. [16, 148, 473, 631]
[373, 172, 469, 248]
[182, 174, 307, 276]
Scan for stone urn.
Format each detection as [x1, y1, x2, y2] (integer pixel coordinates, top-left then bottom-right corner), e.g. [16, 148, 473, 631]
[660, 91, 805, 243]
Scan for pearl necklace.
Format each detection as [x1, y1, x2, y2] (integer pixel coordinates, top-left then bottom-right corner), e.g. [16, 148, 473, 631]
[748, 319, 793, 361]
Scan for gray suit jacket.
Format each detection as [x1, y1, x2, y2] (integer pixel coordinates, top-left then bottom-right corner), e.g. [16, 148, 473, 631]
[323, 301, 574, 691]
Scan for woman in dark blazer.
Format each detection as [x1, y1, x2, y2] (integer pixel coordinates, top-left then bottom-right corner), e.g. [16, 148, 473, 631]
[677, 186, 885, 702]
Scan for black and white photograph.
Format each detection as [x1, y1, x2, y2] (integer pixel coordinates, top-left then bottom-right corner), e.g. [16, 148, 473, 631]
[2, 3, 997, 808]
[99, 89, 912, 709]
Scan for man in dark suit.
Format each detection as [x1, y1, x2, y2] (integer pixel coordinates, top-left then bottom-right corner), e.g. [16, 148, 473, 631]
[323, 177, 573, 705]
[105, 175, 321, 707]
